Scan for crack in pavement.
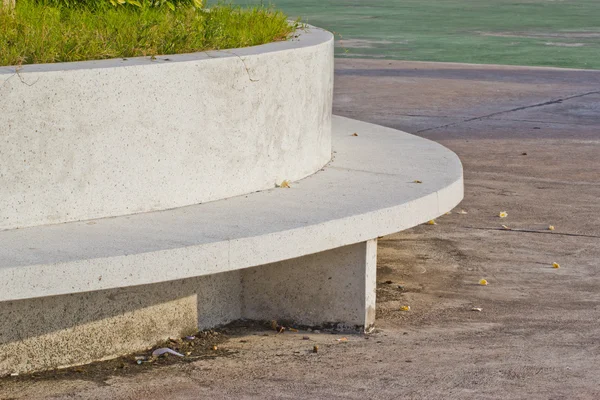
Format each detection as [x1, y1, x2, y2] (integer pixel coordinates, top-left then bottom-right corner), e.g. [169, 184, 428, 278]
[462, 226, 600, 239]
[332, 109, 472, 119]
[485, 118, 597, 126]
[466, 171, 600, 186]
[416, 89, 600, 133]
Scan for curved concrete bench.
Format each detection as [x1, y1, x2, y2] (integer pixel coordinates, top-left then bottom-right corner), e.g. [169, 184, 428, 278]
[0, 116, 463, 374]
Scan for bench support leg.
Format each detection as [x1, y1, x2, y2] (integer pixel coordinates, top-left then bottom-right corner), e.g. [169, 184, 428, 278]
[241, 239, 377, 331]
[0, 241, 378, 374]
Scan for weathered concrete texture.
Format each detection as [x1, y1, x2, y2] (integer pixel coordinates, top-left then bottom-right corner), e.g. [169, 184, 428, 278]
[0, 117, 462, 302]
[0, 271, 242, 375]
[243, 240, 377, 328]
[0, 114, 461, 374]
[2, 59, 599, 400]
[0, 26, 334, 231]
[0, 242, 377, 375]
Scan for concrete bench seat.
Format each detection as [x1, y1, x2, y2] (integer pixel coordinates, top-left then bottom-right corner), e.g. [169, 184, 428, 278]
[0, 115, 462, 374]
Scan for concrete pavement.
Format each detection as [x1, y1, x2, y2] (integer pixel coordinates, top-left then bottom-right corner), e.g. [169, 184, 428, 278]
[1, 60, 599, 399]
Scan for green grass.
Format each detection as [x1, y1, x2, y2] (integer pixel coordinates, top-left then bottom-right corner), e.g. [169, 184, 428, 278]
[0, 1, 294, 67]
[227, 0, 600, 69]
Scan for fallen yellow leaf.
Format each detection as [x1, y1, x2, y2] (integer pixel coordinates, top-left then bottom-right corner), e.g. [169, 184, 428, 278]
[499, 211, 508, 218]
[549, 225, 555, 231]
[400, 305, 411, 311]
[501, 224, 511, 230]
[479, 279, 488, 286]
[277, 180, 291, 188]
[427, 219, 436, 225]
[553, 262, 560, 269]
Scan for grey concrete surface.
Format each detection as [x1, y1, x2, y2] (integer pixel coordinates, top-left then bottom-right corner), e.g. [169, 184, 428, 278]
[0, 117, 462, 302]
[1, 60, 599, 399]
[0, 271, 241, 376]
[243, 239, 377, 329]
[0, 116, 461, 373]
[0, 26, 333, 231]
[0, 241, 377, 375]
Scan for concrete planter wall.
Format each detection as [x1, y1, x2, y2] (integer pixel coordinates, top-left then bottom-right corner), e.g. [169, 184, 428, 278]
[0, 26, 334, 230]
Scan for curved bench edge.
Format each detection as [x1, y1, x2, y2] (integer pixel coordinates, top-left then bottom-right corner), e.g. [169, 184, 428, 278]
[0, 116, 464, 302]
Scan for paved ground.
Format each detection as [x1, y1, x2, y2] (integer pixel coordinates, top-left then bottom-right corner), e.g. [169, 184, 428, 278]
[1, 60, 600, 399]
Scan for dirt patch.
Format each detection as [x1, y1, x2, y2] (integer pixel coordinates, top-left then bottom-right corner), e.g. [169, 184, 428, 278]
[1, 329, 230, 384]
[0, 319, 365, 387]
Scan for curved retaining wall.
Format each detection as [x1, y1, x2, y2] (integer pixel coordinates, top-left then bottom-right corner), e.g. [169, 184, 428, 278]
[0, 26, 333, 230]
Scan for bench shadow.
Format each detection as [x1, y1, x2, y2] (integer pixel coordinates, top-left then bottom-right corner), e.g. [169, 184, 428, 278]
[0, 269, 243, 373]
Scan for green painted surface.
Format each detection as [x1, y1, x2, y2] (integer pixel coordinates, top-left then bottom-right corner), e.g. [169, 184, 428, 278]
[224, 0, 600, 69]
